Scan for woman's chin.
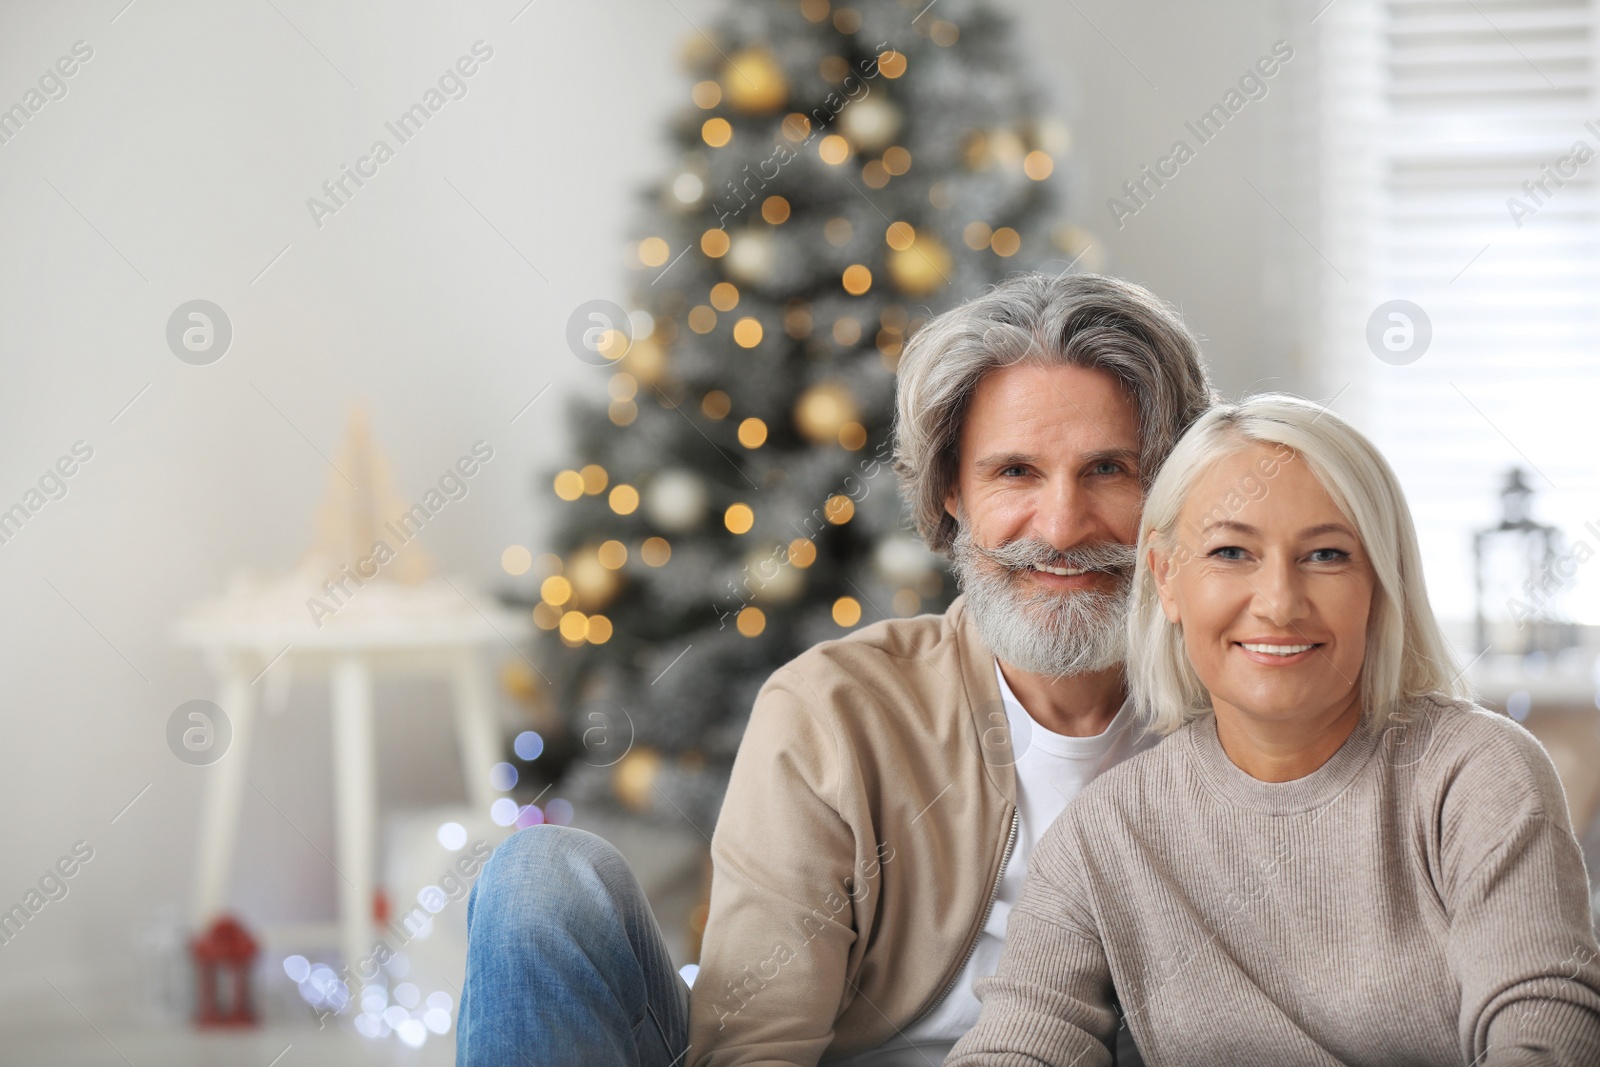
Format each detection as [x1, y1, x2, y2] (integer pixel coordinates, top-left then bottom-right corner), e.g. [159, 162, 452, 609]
[1210, 683, 1348, 726]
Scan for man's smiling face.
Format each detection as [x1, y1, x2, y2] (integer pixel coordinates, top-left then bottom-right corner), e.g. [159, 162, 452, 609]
[943, 360, 1145, 677]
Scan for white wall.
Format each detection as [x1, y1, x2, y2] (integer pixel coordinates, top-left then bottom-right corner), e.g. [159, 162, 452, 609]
[1001, 0, 1306, 398]
[0, 0, 1287, 1004]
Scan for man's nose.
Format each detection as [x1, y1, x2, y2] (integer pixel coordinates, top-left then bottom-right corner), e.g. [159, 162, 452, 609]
[1030, 478, 1097, 551]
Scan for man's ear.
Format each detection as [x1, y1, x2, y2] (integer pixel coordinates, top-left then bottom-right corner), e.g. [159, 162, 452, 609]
[943, 485, 960, 523]
[1148, 537, 1183, 625]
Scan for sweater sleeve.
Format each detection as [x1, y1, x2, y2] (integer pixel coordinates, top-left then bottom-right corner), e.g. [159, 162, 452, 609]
[687, 670, 863, 1067]
[946, 814, 1118, 1067]
[1433, 718, 1600, 1066]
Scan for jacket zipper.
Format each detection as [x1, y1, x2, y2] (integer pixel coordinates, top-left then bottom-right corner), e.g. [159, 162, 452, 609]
[905, 805, 1020, 1029]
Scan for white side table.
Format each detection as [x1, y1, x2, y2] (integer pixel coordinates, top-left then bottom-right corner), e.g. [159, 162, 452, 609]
[176, 576, 530, 976]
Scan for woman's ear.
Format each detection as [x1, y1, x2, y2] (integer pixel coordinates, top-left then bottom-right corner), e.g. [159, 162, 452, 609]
[1148, 538, 1183, 625]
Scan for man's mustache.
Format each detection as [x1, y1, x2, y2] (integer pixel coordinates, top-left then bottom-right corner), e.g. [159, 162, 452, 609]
[974, 537, 1137, 576]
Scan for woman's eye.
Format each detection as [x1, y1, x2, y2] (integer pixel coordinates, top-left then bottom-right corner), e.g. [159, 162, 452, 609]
[1208, 546, 1246, 561]
[1308, 548, 1349, 563]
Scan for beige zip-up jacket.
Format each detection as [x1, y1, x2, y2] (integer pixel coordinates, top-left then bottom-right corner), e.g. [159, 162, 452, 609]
[688, 594, 1020, 1066]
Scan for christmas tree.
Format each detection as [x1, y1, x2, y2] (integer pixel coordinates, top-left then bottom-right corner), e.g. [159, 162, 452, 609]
[521, 0, 1085, 828]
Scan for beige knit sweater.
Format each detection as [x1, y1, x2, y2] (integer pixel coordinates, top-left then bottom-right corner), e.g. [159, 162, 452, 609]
[946, 695, 1600, 1066]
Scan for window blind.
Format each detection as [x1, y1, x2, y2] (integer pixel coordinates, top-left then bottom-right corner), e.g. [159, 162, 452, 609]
[1316, 0, 1600, 628]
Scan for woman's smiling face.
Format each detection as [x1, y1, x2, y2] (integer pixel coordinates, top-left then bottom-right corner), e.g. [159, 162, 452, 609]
[1151, 442, 1377, 731]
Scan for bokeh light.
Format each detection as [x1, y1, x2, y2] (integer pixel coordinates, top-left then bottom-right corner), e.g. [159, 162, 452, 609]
[501, 545, 532, 576]
[514, 730, 544, 761]
[489, 762, 518, 791]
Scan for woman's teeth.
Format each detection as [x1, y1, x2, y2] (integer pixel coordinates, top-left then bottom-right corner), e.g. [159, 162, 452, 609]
[1239, 643, 1315, 655]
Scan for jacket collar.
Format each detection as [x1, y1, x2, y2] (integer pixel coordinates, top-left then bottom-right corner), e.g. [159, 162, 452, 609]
[948, 594, 1018, 805]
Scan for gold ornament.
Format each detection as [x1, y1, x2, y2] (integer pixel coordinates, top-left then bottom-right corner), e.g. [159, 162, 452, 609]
[500, 659, 539, 704]
[622, 334, 667, 385]
[888, 234, 952, 296]
[721, 48, 788, 114]
[568, 547, 621, 608]
[613, 748, 663, 812]
[794, 381, 860, 443]
[1052, 224, 1106, 272]
[681, 34, 722, 73]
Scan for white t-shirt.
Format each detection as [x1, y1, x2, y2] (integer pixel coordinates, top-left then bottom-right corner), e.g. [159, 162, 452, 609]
[824, 659, 1153, 1066]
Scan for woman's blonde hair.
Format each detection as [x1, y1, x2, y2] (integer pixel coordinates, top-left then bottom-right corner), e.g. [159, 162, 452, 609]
[1127, 393, 1470, 735]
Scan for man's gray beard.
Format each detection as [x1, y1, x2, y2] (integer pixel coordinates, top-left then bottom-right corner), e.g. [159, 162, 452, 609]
[949, 521, 1135, 679]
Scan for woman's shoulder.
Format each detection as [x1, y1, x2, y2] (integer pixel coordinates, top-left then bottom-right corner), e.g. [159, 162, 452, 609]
[1396, 692, 1547, 759]
[1390, 693, 1566, 814]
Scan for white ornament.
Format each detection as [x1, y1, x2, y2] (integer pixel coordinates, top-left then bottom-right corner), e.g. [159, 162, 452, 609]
[742, 546, 803, 603]
[839, 97, 902, 153]
[724, 229, 776, 285]
[646, 469, 709, 531]
[875, 536, 935, 585]
[672, 172, 704, 205]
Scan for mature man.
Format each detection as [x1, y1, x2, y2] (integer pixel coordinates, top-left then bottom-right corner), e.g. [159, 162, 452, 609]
[457, 272, 1215, 1066]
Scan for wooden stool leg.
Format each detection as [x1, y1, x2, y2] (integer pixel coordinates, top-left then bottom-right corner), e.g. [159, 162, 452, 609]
[451, 647, 501, 813]
[331, 655, 377, 979]
[192, 658, 257, 926]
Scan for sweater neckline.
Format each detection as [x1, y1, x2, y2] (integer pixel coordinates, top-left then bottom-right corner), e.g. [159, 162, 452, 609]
[1187, 712, 1381, 815]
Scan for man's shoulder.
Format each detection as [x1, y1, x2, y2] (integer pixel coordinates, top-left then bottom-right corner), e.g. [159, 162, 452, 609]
[762, 600, 968, 700]
[1064, 724, 1192, 823]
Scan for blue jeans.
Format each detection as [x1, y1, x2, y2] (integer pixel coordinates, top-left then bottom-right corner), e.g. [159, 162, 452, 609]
[457, 825, 691, 1067]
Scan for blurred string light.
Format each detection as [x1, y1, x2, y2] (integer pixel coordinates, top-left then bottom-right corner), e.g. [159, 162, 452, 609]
[280, 900, 469, 1046]
[1507, 689, 1532, 722]
[489, 762, 518, 791]
[514, 729, 544, 760]
[281, 957, 351, 1024]
[490, 797, 520, 825]
[283, 947, 458, 1046]
[347, 979, 454, 1043]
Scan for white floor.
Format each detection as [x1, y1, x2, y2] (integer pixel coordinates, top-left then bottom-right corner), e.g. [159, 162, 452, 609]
[1, 812, 707, 1066]
[2, 1022, 455, 1066]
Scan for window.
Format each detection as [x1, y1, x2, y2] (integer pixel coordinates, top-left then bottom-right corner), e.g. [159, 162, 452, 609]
[1313, 0, 1600, 631]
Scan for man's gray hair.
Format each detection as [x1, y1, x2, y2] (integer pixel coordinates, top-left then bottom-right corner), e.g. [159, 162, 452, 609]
[892, 272, 1217, 554]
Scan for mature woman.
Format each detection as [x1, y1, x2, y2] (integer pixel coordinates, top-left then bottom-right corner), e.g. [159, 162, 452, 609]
[946, 394, 1600, 1066]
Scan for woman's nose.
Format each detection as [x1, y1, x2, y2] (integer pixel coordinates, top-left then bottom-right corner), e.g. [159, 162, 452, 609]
[1250, 554, 1310, 627]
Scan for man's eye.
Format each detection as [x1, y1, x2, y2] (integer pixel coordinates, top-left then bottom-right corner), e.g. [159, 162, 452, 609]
[1091, 462, 1123, 476]
[1000, 465, 1028, 477]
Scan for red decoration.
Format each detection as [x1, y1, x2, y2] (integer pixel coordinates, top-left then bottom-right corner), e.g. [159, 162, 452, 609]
[190, 915, 259, 1027]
